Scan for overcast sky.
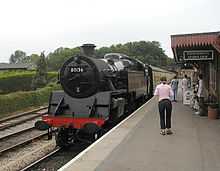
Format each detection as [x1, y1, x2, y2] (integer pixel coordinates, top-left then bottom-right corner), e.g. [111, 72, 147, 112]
[0, 0, 219, 62]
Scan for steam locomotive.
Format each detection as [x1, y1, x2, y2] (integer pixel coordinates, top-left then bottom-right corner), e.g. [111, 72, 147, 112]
[36, 44, 153, 147]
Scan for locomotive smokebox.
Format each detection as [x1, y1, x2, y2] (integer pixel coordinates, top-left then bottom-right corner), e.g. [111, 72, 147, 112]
[80, 44, 96, 57]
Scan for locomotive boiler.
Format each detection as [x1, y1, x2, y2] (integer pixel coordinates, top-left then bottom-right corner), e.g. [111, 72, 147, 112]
[36, 44, 153, 147]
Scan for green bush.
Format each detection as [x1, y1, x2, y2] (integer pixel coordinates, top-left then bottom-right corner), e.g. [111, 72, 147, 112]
[0, 83, 61, 115]
[47, 72, 58, 82]
[0, 71, 58, 94]
[0, 71, 34, 93]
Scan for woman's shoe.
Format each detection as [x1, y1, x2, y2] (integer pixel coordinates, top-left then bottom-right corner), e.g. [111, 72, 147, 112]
[166, 129, 173, 135]
[160, 130, 166, 135]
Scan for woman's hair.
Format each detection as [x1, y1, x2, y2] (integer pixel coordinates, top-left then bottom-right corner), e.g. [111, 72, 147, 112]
[174, 75, 177, 79]
[160, 77, 167, 82]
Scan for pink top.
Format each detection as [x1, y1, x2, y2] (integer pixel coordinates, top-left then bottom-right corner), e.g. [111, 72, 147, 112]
[154, 83, 173, 101]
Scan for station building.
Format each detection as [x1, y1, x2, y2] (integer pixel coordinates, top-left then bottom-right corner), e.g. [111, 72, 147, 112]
[171, 31, 220, 110]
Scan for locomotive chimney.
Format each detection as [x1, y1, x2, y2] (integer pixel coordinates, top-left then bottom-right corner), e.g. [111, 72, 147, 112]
[80, 44, 96, 57]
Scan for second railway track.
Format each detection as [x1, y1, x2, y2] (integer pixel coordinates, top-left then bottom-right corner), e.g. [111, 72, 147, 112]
[0, 101, 148, 171]
[0, 127, 48, 154]
[0, 106, 48, 131]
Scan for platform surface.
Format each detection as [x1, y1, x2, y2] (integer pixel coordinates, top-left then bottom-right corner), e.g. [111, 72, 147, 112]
[59, 94, 220, 171]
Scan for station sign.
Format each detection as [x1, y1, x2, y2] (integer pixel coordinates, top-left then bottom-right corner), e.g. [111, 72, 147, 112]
[183, 50, 214, 61]
[183, 90, 192, 105]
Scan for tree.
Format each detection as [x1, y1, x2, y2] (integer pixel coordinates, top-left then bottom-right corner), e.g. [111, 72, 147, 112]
[26, 54, 40, 68]
[9, 50, 40, 69]
[9, 50, 26, 64]
[31, 52, 48, 89]
[96, 47, 112, 57]
[95, 41, 173, 67]
[26, 41, 173, 72]
[47, 47, 80, 71]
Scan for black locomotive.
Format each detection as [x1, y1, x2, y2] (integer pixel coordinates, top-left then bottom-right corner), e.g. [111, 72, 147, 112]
[36, 44, 153, 147]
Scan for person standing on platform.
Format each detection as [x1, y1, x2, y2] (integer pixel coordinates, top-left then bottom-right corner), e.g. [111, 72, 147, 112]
[154, 77, 174, 135]
[197, 74, 206, 116]
[181, 75, 188, 102]
[171, 75, 179, 102]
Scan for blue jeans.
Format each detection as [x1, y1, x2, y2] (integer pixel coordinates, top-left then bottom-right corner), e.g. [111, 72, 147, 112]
[172, 88, 178, 101]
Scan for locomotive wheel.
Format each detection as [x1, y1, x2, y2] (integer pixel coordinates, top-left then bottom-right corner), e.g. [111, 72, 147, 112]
[55, 128, 74, 148]
[81, 123, 104, 142]
[82, 123, 101, 134]
[92, 128, 104, 141]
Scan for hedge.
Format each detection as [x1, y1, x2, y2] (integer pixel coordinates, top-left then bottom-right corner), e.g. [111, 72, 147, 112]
[0, 83, 61, 115]
[47, 72, 58, 82]
[0, 71, 58, 94]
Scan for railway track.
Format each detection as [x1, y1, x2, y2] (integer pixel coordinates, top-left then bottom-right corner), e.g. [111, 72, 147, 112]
[0, 135, 55, 171]
[21, 143, 88, 171]
[0, 127, 48, 154]
[20, 148, 61, 171]
[1, 101, 146, 171]
[0, 106, 48, 131]
[18, 111, 136, 170]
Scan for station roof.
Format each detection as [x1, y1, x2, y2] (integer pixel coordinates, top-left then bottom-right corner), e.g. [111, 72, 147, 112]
[171, 31, 220, 53]
[0, 63, 28, 70]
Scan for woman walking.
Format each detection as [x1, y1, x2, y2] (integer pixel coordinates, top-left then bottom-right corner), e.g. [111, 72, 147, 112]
[171, 75, 179, 102]
[154, 77, 174, 135]
[181, 75, 188, 102]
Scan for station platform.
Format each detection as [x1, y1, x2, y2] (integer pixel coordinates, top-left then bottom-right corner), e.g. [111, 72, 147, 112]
[59, 95, 220, 171]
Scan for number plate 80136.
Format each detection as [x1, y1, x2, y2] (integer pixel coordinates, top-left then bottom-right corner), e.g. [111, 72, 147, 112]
[70, 67, 84, 73]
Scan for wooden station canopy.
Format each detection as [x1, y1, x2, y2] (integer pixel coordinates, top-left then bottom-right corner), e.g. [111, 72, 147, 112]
[171, 31, 220, 63]
[171, 31, 220, 108]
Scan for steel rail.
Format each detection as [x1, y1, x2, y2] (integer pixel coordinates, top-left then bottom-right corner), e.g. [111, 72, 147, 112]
[20, 147, 61, 171]
[0, 106, 48, 123]
[0, 126, 35, 141]
[0, 131, 48, 154]
[0, 107, 48, 130]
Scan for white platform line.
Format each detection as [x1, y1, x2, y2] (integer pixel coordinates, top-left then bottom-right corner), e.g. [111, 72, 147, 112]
[58, 97, 154, 171]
